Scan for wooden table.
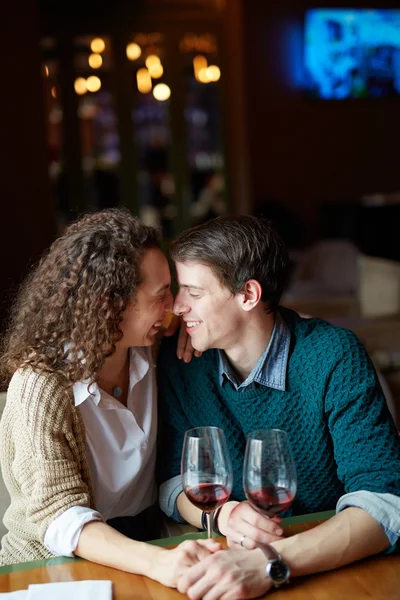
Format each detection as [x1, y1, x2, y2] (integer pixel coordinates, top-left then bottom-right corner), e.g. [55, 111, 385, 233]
[0, 512, 399, 599]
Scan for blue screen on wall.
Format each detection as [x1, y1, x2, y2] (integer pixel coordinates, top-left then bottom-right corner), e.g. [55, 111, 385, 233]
[304, 9, 400, 99]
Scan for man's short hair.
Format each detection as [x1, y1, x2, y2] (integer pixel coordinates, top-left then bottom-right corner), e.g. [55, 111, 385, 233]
[170, 215, 289, 313]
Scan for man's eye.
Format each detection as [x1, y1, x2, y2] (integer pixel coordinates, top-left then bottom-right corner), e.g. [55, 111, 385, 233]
[189, 292, 200, 298]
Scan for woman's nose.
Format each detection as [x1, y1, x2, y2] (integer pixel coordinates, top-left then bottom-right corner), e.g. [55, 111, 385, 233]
[164, 290, 173, 313]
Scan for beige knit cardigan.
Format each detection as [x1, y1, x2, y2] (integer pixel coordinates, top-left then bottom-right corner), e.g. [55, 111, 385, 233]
[0, 368, 95, 565]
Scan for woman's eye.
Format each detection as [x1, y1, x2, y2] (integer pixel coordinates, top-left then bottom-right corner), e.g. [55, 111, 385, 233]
[189, 292, 200, 299]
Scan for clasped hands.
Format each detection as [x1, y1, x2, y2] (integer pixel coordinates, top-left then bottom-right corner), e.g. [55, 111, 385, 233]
[177, 501, 284, 600]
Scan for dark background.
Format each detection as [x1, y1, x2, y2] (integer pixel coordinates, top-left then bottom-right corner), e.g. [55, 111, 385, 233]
[1, 0, 399, 328]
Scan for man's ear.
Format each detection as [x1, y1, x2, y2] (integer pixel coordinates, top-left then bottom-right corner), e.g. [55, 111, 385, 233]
[239, 279, 263, 311]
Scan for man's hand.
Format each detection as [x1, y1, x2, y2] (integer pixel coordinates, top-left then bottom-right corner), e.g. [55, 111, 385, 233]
[177, 548, 271, 600]
[222, 501, 284, 550]
[163, 314, 202, 362]
[152, 539, 221, 589]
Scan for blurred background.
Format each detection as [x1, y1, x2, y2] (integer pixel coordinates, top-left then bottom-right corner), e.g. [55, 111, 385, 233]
[1, 0, 400, 420]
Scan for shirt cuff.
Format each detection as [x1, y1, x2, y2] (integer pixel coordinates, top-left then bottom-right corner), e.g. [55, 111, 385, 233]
[336, 491, 400, 550]
[159, 475, 186, 523]
[44, 506, 104, 557]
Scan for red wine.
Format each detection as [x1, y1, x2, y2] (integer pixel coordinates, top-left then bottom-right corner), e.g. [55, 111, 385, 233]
[246, 486, 294, 517]
[186, 483, 230, 512]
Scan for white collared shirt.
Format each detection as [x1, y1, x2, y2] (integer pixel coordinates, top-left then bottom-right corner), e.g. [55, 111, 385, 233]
[44, 347, 157, 557]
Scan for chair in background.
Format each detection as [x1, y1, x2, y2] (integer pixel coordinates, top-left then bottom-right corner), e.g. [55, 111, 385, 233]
[283, 239, 359, 318]
[358, 254, 400, 317]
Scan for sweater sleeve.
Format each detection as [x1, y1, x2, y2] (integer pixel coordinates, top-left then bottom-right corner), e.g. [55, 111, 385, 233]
[324, 331, 400, 497]
[157, 337, 193, 486]
[14, 371, 93, 541]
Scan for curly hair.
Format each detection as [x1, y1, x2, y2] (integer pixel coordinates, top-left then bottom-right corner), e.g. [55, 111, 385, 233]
[0, 209, 160, 387]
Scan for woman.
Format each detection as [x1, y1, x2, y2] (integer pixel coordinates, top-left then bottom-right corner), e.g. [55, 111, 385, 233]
[0, 209, 218, 585]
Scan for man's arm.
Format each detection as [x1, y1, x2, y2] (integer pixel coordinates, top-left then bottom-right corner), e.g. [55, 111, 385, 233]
[177, 507, 390, 600]
[177, 491, 203, 529]
[271, 506, 390, 576]
[177, 492, 284, 541]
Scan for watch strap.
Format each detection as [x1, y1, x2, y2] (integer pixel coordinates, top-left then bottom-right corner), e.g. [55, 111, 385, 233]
[260, 544, 290, 587]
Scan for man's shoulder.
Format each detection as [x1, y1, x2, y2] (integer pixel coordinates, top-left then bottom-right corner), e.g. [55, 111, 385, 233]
[281, 306, 362, 358]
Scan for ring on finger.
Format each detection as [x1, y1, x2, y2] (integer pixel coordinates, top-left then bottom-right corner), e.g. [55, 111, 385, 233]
[239, 535, 246, 548]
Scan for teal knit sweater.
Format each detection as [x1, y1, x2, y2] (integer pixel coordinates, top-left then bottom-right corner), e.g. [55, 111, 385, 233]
[158, 308, 400, 516]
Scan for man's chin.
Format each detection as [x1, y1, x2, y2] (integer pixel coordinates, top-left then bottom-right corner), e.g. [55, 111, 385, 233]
[191, 340, 209, 353]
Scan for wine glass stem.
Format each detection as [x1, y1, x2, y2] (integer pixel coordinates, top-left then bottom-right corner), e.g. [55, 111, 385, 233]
[206, 512, 213, 539]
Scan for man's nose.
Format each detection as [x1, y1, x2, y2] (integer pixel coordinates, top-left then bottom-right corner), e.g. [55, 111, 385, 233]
[173, 292, 189, 316]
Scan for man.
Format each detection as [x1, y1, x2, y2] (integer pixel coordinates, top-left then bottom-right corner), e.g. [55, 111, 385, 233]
[158, 215, 400, 599]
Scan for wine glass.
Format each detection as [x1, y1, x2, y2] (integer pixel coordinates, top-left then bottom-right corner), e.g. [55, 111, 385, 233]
[243, 429, 297, 519]
[181, 426, 233, 538]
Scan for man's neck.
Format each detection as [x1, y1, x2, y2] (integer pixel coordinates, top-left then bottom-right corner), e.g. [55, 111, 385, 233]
[223, 311, 275, 382]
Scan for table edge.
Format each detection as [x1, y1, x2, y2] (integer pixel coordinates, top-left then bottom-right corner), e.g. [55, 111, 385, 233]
[0, 510, 335, 575]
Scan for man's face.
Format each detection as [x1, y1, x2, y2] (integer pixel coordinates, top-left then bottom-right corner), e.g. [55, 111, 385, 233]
[120, 248, 173, 348]
[173, 261, 243, 352]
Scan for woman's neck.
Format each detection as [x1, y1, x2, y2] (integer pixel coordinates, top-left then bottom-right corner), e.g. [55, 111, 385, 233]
[98, 346, 130, 405]
[100, 345, 129, 379]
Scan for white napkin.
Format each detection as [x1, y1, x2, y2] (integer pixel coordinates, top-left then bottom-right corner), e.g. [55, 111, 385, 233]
[0, 580, 112, 599]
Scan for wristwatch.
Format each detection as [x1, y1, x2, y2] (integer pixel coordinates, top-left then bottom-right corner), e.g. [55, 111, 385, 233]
[260, 544, 290, 587]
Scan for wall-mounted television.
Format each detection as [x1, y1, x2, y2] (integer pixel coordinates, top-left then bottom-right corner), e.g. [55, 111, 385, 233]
[304, 9, 400, 99]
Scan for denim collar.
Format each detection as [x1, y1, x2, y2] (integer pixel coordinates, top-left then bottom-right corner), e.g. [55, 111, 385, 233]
[218, 311, 290, 392]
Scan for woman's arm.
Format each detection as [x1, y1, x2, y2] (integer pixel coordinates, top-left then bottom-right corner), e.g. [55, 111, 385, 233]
[76, 520, 221, 588]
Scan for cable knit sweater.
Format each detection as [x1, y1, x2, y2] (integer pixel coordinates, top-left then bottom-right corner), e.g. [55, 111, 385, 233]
[0, 369, 94, 565]
[158, 308, 400, 515]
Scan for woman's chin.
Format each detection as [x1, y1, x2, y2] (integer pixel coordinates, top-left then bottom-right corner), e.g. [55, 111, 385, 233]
[143, 331, 159, 345]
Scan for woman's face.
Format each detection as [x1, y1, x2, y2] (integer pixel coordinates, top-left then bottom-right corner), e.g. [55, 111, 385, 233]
[119, 247, 173, 348]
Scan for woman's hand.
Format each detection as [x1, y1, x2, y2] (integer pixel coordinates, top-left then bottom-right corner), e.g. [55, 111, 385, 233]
[222, 501, 284, 550]
[163, 314, 202, 363]
[177, 548, 271, 600]
[152, 539, 221, 588]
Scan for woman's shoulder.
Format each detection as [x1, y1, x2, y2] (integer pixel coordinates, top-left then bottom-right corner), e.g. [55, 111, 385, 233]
[7, 367, 72, 412]
[9, 365, 67, 388]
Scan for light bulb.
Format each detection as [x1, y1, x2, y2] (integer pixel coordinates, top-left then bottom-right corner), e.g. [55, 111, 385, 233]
[90, 38, 105, 53]
[86, 75, 101, 92]
[88, 53, 103, 69]
[74, 77, 87, 95]
[153, 83, 171, 101]
[126, 42, 142, 61]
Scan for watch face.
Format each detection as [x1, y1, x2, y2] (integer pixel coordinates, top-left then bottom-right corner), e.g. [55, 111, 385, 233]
[268, 559, 290, 585]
